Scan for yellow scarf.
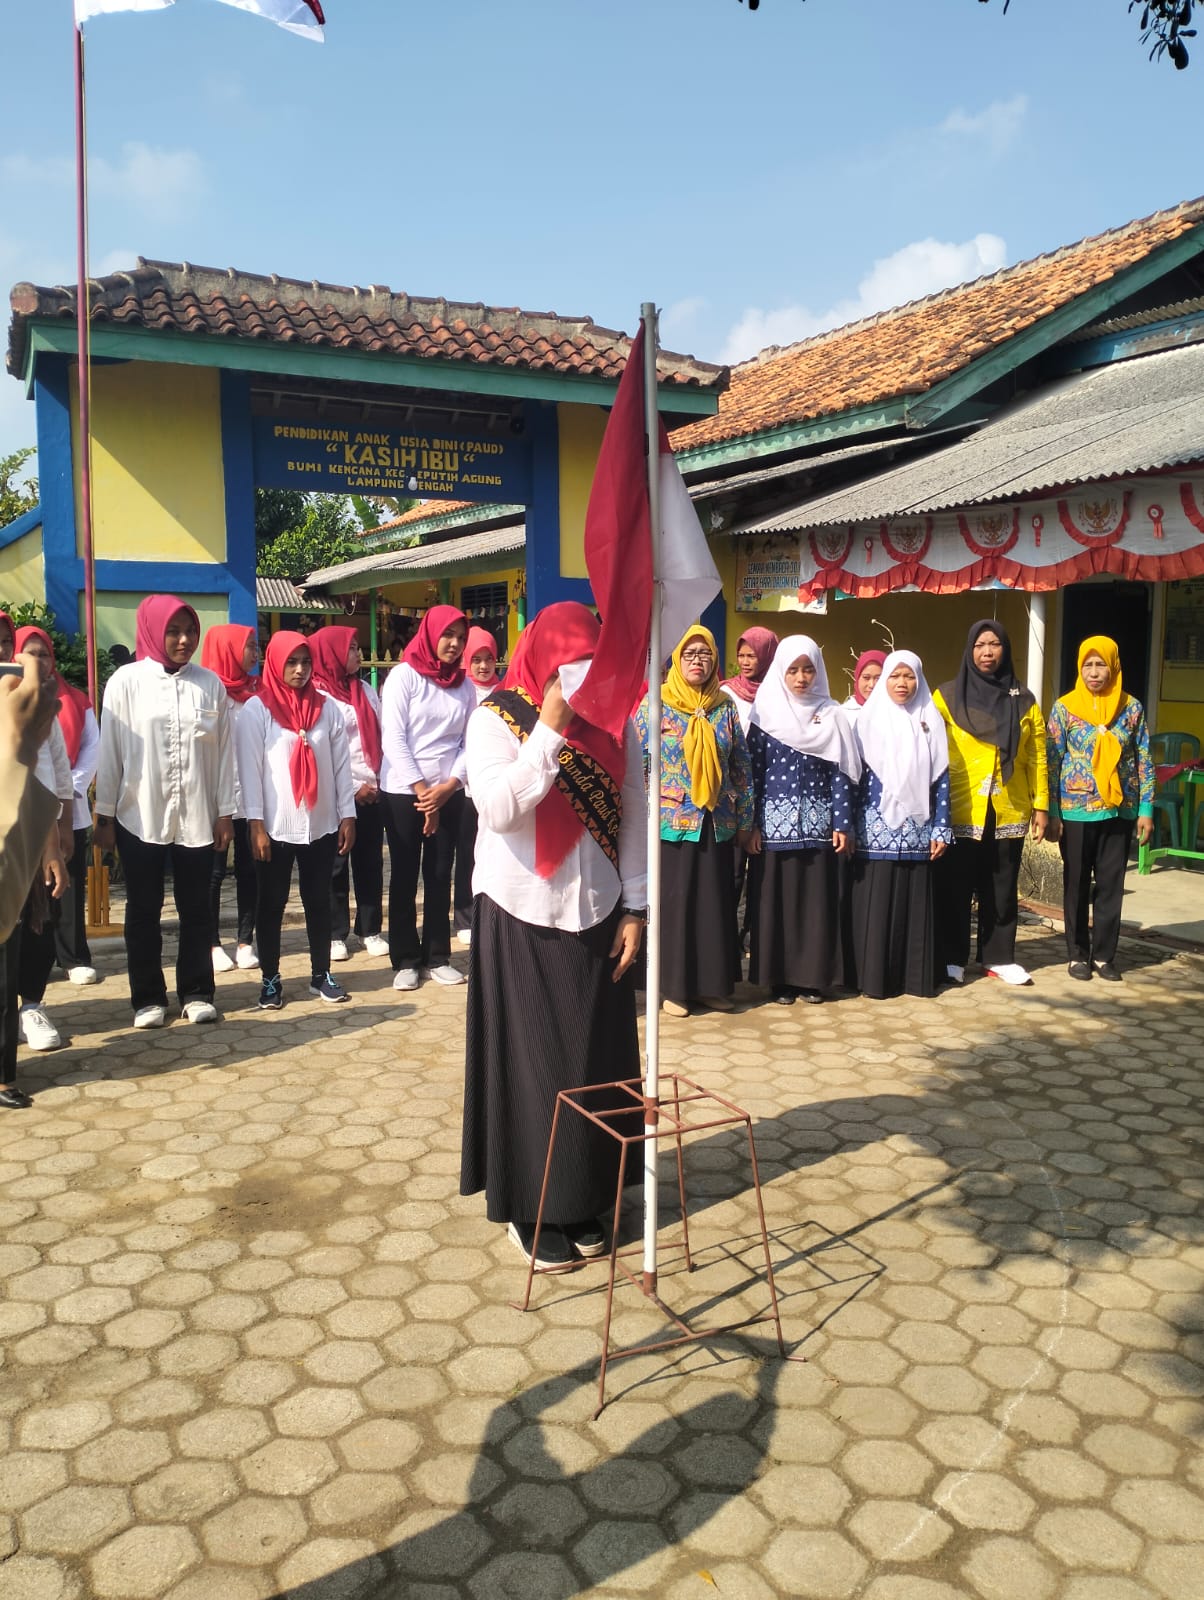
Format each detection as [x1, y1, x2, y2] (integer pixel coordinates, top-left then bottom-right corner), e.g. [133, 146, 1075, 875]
[661, 626, 725, 811]
[1059, 635, 1130, 808]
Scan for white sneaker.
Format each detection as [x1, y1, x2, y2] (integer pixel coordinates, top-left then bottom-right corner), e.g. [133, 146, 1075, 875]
[211, 945, 235, 974]
[987, 963, 1033, 987]
[235, 944, 259, 971]
[456, 929, 472, 947]
[427, 964, 465, 987]
[392, 967, 420, 991]
[18, 1005, 62, 1051]
[134, 1005, 167, 1029]
[67, 966, 98, 986]
[363, 935, 390, 958]
[945, 964, 965, 986]
[329, 940, 350, 964]
[182, 1000, 219, 1024]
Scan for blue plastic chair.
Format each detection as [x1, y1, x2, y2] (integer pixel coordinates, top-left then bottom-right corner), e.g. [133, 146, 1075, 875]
[1150, 732, 1201, 849]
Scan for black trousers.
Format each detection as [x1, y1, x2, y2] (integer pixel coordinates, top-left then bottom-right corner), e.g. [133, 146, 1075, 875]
[453, 797, 479, 933]
[1, 926, 21, 1086]
[210, 818, 257, 949]
[1060, 818, 1133, 965]
[331, 798, 384, 941]
[933, 802, 1025, 969]
[255, 832, 338, 984]
[54, 828, 93, 972]
[383, 790, 464, 969]
[18, 895, 57, 1007]
[116, 823, 215, 1013]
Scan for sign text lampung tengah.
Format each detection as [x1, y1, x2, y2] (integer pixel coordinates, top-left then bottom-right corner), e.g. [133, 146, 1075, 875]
[252, 417, 533, 503]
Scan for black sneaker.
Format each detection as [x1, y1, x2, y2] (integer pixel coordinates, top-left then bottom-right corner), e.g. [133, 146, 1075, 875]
[309, 973, 349, 1004]
[0, 1086, 32, 1109]
[771, 985, 796, 1006]
[1093, 961, 1122, 982]
[507, 1220, 573, 1269]
[564, 1219, 608, 1259]
[1068, 960, 1091, 981]
[257, 976, 284, 1010]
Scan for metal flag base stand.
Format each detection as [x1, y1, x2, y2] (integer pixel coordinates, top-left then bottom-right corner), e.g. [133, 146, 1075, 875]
[512, 1073, 795, 1417]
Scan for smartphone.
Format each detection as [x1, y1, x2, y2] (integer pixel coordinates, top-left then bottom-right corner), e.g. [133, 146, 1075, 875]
[0, 662, 25, 679]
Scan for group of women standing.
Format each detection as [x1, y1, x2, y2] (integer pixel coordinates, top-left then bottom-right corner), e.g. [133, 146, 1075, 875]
[648, 616, 1155, 1013]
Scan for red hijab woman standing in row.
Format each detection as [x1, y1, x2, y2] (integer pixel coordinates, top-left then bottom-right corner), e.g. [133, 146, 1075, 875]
[201, 624, 261, 975]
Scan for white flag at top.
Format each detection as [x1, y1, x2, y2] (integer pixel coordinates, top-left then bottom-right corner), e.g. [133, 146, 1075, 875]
[75, 0, 175, 21]
[209, 0, 325, 39]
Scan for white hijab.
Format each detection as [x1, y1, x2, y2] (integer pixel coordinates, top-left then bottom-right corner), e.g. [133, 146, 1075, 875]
[750, 635, 861, 783]
[855, 649, 949, 829]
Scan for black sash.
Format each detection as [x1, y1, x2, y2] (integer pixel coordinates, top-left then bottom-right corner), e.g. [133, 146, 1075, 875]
[483, 688, 622, 870]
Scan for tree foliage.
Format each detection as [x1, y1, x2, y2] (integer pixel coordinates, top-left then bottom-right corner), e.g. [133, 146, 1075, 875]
[742, 0, 1198, 67]
[0, 597, 113, 697]
[0, 448, 39, 529]
[255, 490, 364, 583]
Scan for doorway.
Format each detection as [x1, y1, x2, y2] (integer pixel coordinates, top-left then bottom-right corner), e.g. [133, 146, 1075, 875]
[1058, 581, 1151, 705]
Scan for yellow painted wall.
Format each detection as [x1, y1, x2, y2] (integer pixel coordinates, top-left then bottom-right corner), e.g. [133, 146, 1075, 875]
[92, 592, 228, 659]
[1153, 701, 1204, 746]
[557, 404, 607, 580]
[0, 525, 45, 608]
[452, 565, 521, 657]
[71, 363, 227, 564]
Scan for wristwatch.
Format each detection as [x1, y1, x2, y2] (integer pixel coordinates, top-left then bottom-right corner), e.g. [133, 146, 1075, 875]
[621, 906, 649, 923]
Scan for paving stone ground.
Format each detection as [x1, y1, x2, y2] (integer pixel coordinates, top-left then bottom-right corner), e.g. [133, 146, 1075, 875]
[1, 921, 1202, 1600]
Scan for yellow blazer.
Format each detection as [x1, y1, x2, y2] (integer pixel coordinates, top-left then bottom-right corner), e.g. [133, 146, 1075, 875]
[933, 690, 1049, 838]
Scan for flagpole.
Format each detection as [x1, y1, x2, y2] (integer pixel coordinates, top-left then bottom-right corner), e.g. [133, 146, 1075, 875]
[74, 14, 99, 709]
[641, 301, 662, 1296]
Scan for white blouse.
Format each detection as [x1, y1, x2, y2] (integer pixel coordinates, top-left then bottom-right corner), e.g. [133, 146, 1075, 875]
[467, 708, 647, 933]
[94, 661, 235, 848]
[320, 682, 383, 790]
[236, 696, 356, 846]
[721, 685, 754, 735]
[69, 709, 100, 831]
[379, 663, 475, 796]
[35, 721, 74, 818]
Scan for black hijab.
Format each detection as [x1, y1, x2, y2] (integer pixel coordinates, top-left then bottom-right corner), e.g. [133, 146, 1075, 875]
[939, 619, 1035, 783]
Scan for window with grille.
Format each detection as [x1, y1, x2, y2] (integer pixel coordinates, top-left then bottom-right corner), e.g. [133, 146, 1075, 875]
[460, 582, 510, 658]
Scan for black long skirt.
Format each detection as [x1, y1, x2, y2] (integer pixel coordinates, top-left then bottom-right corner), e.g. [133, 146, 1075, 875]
[750, 846, 840, 993]
[660, 817, 740, 1008]
[850, 857, 936, 999]
[460, 894, 640, 1226]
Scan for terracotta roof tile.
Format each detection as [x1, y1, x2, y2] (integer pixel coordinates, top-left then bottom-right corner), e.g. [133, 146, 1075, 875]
[7, 261, 727, 393]
[671, 196, 1204, 455]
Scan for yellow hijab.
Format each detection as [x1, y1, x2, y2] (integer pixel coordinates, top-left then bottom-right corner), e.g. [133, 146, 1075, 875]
[661, 626, 726, 811]
[1059, 635, 1131, 808]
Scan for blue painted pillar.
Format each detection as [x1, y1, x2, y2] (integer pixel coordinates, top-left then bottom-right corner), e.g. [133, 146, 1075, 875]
[35, 359, 81, 630]
[220, 371, 257, 627]
[701, 590, 726, 672]
[523, 401, 592, 619]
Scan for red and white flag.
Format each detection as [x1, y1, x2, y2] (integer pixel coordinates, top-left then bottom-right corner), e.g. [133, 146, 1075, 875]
[75, 0, 325, 38]
[572, 322, 721, 740]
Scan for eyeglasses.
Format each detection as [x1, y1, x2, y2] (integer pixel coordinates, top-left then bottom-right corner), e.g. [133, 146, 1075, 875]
[681, 649, 714, 664]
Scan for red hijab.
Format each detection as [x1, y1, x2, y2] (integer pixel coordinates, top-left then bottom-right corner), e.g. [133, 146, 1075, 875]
[309, 625, 382, 777]
[503, 602, 624, 878]
[14, 624, 91, 767]
[853, 650, 888, 705]
[135, 594, 199, 670]
[257, 632, 323, 809]
[404, 603, 467, 686]
[201, 624, 260, 705]
[721, 626, 778, 704]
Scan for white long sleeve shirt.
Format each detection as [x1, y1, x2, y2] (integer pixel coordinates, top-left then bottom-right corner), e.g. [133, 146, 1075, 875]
[320, 682, 383, 790]
[236, 695, 356, 845]
[35, 722, 74, 820]
[467, 708, 647, 933]
[379, 663, 475, 796]
[69, 709, 100, 831]
[94, 660, 235, 848]
[721, 686, 754, 736]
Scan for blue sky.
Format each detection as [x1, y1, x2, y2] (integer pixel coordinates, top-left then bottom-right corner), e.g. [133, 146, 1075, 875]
[3, 0, 1203, 470]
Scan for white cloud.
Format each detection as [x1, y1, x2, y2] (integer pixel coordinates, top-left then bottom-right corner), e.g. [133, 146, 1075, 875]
[939, 93, 1028, 155]
[721, 232, 1009, 364]
[2, 141, 205, 221]
[659, 295, 707, 352]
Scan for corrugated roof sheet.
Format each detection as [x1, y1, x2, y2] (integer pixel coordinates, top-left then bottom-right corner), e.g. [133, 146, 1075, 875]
[733, 344, 1204, 534]
[256, 576, 342, 612]
[308, 521, 525, 589]
[671, 195, 1204, 455]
